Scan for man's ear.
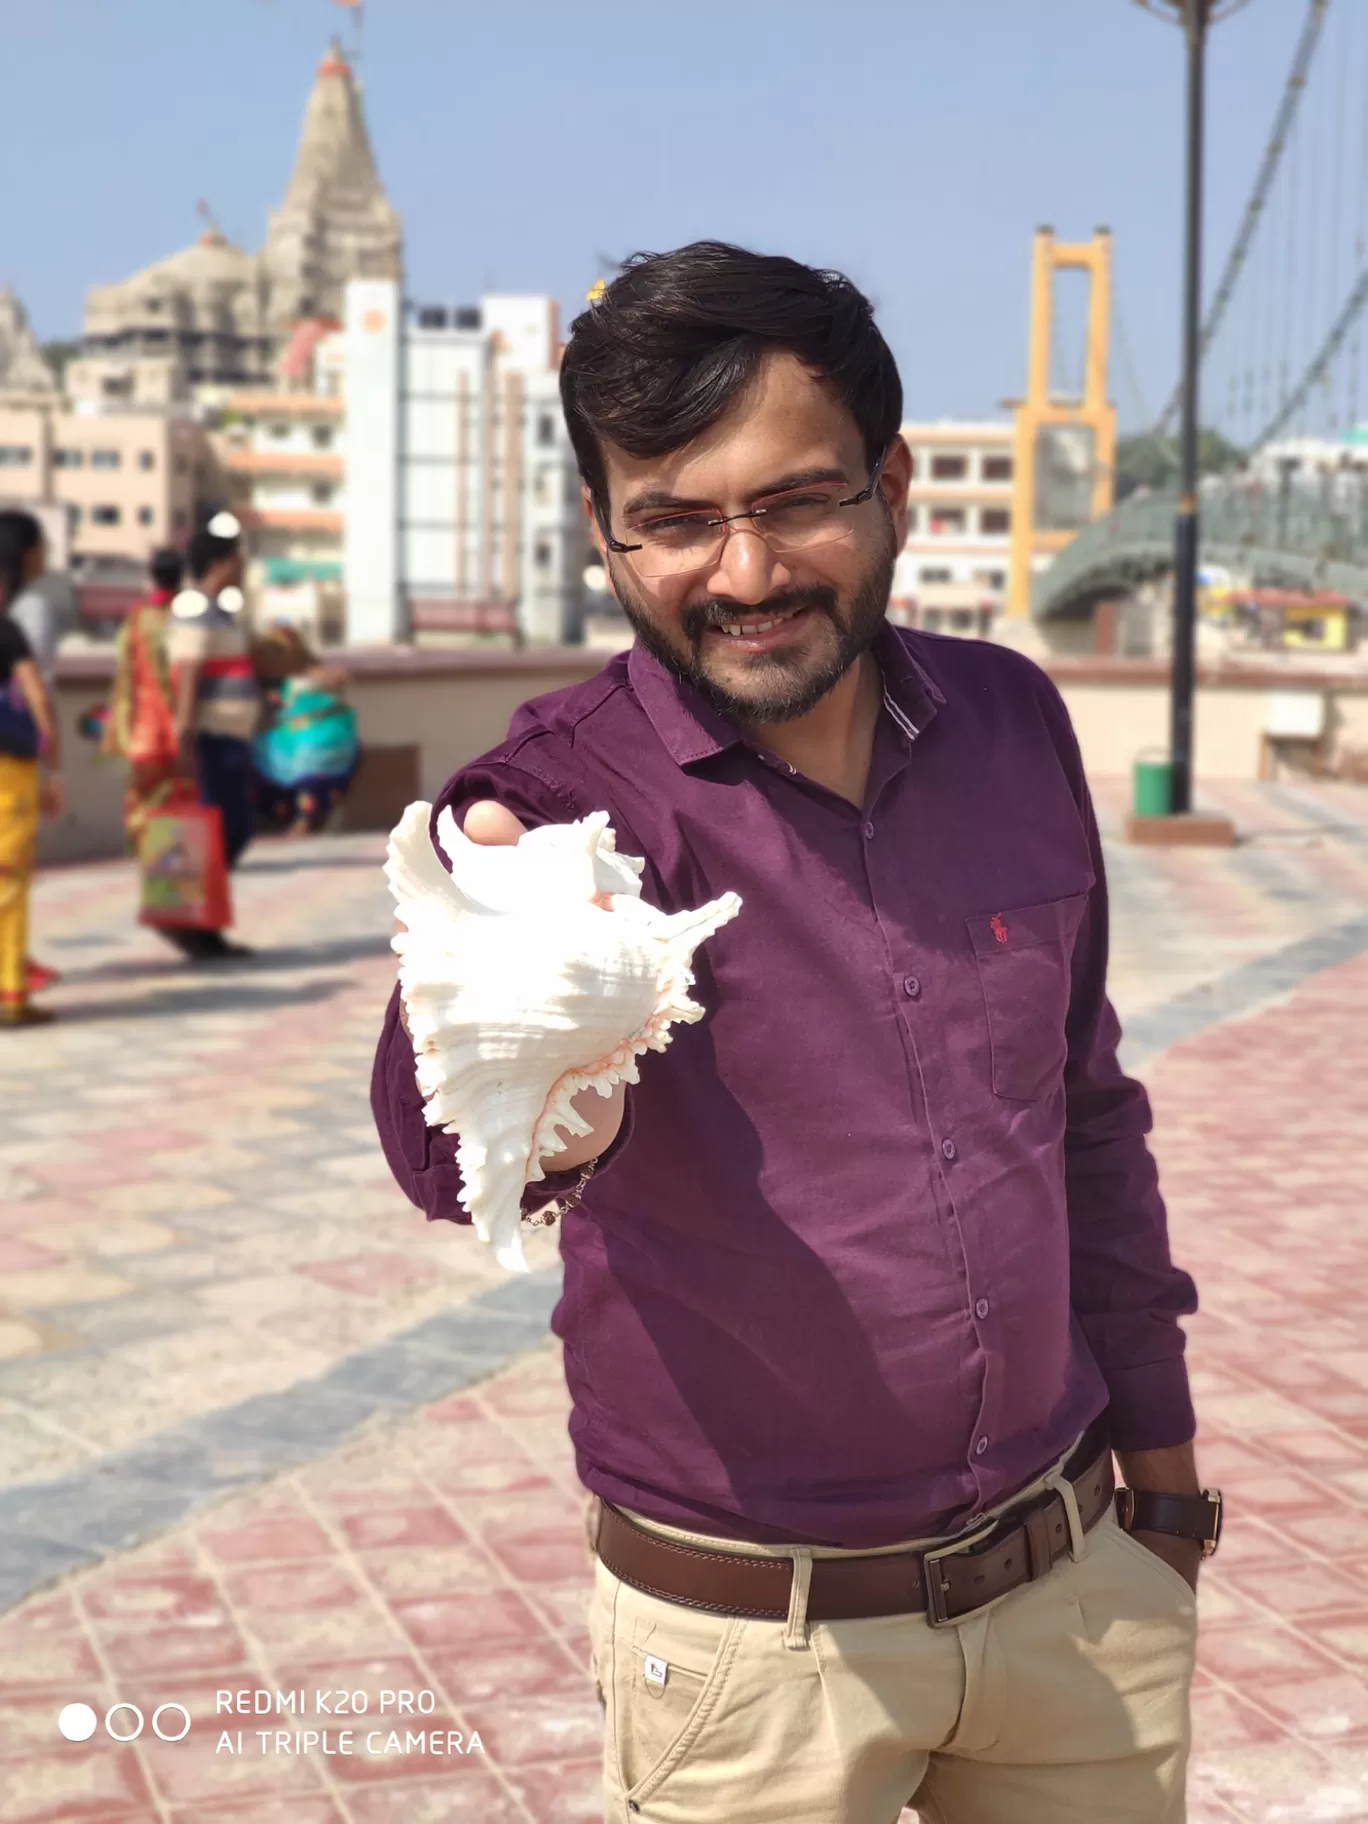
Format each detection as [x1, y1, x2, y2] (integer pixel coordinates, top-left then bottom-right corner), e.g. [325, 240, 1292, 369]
[582, 483, 608, 560]
[879, 435, 913, 550]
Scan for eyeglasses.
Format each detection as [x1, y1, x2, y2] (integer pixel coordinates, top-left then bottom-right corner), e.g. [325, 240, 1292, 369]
[595, 450, 889, 580]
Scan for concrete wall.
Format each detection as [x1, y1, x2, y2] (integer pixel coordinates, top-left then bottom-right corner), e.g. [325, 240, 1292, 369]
[1047, 658, 1368, 781]
[38, 646, 1368, 867]
[39, 646, 607, 866]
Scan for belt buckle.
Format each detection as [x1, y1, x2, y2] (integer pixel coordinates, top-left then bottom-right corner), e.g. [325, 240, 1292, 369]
[922, 1520, 1000, 1629]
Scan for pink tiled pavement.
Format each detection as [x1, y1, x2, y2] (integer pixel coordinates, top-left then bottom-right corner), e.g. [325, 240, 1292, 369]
[4, 942, 1368, 1819]
[4, 788, 1368, 1819]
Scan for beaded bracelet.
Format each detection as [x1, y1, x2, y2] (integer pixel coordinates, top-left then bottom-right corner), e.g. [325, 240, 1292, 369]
[522, 1157, 599, 1230]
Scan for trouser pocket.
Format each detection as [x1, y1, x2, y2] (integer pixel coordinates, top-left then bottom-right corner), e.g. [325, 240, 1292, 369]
[604, 1571, 744, 1806]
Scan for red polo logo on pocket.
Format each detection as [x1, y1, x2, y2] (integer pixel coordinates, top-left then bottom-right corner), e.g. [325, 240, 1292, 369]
[990, 914, 1009, 946]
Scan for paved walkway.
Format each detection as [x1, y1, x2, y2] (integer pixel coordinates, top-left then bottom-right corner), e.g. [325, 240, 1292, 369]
[2, 782, 1368, 1821]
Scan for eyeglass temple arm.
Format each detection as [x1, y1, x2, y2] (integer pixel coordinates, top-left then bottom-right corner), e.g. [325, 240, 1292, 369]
[591, 495, 640, 554]
[841, 446, 890, 506]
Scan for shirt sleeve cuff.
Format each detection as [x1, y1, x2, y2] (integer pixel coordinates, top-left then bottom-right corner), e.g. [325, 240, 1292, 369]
[1103, 1355, 1197, 1454]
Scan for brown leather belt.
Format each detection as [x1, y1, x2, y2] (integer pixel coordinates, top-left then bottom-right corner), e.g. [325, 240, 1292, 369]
[594, 1425, 1114, 1628]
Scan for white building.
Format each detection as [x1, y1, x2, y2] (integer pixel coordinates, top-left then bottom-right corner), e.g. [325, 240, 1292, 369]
[1245, 431, 1368, 485]
[893, 420, 1015, 637]
[215, 322, 347, 642]
[344, 279, 585, 646]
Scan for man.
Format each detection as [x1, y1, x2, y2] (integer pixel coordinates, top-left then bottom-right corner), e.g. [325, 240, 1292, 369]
[371, 243, 1219, 1824]
[165, 513, 261, 958]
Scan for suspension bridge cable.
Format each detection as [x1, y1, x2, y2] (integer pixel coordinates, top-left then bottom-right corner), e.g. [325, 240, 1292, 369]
[1049, 307, 1075, 402]
[1246, 124, 1272, 439]
[1349, 19, 1368, 426]
[1241, 111, 1270, 440]
[1328, 0, 1348, 428]
[1260, 132, 1282, 428]
[1111, 288, 1152, 428]
[1348, 8, 1368, 429]
[1152, 0, 1332, 434]
[1251, 261, 1368, 450]
[1281, 113, 1300, 416]
[1305, 37, 1327, 435]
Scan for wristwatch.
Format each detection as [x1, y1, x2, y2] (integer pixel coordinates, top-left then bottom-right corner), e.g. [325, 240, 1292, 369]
[1116, 1486, 1223, 1558]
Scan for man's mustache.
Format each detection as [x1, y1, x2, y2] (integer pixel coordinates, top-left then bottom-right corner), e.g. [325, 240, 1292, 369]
[682, 586, 838, 645]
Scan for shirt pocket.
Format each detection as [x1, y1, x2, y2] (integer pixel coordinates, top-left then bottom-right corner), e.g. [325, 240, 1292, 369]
[967, 894, 1089, 1102]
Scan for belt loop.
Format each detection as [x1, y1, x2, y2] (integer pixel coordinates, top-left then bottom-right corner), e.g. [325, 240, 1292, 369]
[1044, 1470, 1087, 1563]
[784, 1549, 813, 1650]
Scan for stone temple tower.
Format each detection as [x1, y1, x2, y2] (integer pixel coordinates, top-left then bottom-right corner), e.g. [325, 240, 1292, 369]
[261, 38, 403, 333]
[76, 38, 402, 403]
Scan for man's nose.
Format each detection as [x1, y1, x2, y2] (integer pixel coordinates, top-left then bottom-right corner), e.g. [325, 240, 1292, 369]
[705, 525, 786, 605]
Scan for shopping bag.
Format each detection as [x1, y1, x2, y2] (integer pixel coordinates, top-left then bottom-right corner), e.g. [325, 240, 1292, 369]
[138, 800, 233, 931]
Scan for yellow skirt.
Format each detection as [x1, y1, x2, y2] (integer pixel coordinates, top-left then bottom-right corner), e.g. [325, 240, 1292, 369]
[0, 752, 40, 1004]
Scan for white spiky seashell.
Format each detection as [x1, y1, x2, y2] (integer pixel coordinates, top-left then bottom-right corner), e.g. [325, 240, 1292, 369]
[386, 802, 742, 1272]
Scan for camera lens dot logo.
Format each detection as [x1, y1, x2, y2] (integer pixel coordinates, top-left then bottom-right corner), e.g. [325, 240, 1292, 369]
[58, 1704, 98, 1742]
[106, 1704, 144, 1742]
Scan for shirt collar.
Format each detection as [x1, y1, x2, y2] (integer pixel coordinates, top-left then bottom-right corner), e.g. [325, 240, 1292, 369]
[629, 619, 943, 772]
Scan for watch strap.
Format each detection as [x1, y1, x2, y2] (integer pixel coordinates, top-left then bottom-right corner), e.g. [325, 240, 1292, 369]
[1116, 1487, 1222, 1555]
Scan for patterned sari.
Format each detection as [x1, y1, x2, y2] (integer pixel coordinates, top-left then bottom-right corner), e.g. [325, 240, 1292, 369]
[107, 598, 189, 848]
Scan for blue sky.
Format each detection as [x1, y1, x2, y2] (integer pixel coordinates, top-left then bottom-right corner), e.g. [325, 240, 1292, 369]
[0, 0, 1328, 430]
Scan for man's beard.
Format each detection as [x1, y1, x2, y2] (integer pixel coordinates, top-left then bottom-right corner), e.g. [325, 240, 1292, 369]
[607, 536, 896, 726]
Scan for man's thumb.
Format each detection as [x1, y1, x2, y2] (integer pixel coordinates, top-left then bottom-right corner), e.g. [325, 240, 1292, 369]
[462, 800, 527, 846]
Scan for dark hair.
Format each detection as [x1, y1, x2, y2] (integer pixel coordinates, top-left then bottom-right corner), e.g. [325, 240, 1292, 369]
[252, 621, 317, 684]
[0, 510, 41, 611]
[559, 241, 903, 507]
[149, 546, 184, 592]
[186, 525, 239, 581]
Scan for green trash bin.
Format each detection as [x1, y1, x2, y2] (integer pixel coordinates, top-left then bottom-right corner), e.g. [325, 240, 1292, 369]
[1133, 751, 1172, 819]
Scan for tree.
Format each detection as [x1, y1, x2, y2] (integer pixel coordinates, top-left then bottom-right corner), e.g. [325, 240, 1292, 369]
[39, 339, 81, 383]
[1113, 428, 1245, 502]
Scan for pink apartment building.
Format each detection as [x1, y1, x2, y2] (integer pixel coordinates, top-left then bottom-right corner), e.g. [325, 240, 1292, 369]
[0, 401, 214, 573]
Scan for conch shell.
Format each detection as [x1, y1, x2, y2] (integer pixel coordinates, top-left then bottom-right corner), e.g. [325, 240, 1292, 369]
[386, 803, 742, 1271]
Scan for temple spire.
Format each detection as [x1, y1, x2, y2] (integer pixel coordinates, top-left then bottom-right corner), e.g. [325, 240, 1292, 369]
[277, 38, 383, 213]
[261, 36, 402, 332]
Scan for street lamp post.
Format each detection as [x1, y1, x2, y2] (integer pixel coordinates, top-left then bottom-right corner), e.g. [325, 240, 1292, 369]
[1137, 0, 1247, 818]
[1169, 0, 1208, 815]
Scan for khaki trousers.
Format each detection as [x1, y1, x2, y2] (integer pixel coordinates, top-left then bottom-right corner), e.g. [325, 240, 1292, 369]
[588, 1462, 1197, 1824]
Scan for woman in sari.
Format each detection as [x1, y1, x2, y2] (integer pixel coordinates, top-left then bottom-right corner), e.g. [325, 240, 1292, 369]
[106, 548, 187, 849]
[0, 519, 63, 1027]
[104, 548, 230, 960]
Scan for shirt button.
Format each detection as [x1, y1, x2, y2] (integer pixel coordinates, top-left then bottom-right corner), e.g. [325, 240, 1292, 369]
[863, 821, 875, 840]
[975, 1298, 990, 1320]
[941, 1138, 958, 1162]
[975, 1437, 989, 1457]
[903, 975, 922, 1000]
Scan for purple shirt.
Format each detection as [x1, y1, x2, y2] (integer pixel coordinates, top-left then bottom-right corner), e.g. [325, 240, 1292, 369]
[371, 625, 1197, 1549]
